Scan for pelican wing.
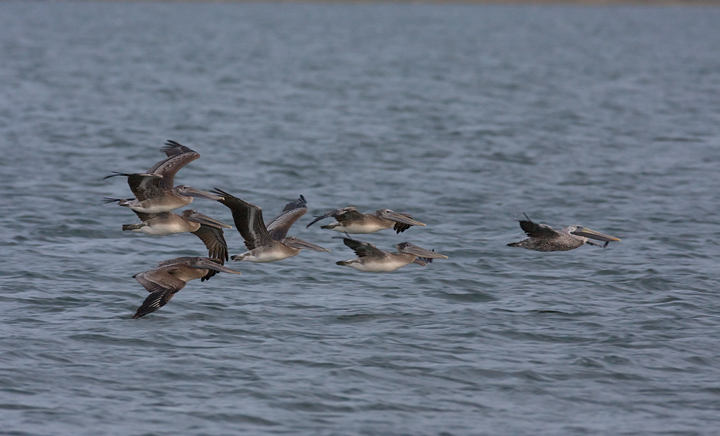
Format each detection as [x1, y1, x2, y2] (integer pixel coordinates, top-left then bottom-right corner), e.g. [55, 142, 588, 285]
[342, 238, 387, 260]
[306, 207, 359, 228]
[267, 195, 308, 241]
[133, 267, 187, 294]
[145, 141, 200, 189]
[126, 173, 165, 201]
[192, 225, 229, 263]
[212, 188, 274, 251]
[518, 216, 561, 238]
[392, 214, 414, 234]
[130, 209, 159, 222]
[132, 287, 179, 319]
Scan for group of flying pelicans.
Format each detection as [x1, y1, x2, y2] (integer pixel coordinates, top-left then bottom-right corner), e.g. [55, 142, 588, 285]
[104, 141, 621, 319]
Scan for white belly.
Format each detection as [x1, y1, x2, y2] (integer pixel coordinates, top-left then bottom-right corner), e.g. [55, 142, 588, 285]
[234, 249, 298, 263]
[331, 222, 388, 234]
[136, 222, 189, 236]
[343, 258, 410, 272]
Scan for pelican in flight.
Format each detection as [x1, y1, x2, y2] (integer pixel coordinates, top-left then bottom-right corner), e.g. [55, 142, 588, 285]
[336, 237, 447, 272]
[212, 188, 329, 263]
[507, 214, 621, 252]
[121, 209, 231, 262]
[104, 140, 221, 213]
[132, 257, 242, 319]
[306, 207, 425, 234]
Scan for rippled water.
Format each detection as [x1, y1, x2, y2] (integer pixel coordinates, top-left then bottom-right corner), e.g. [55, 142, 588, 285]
[2, 2, 720, 435]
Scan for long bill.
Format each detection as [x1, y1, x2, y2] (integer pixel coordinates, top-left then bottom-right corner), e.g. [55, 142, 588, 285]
[184, 211, 232, 229]
[571, 227, 621, 242]
[282, 237, 331, 252]
[184, 187, 225, 201]
[195, 258, 243, 275]
[385, 211, 426, 227]
[402, 244, 448, 259]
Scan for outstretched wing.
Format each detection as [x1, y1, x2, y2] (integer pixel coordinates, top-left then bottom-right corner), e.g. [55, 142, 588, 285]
[306, 207, 359, 228]
[342, 238, 387, 260]
[392, 214, 415, 234]
[267, 195, 308, 240]
[145, 141, 200, 189]
[212, 188, 274, 251]
[518, 214, 561, 238]
[131, 267, 188, 319]
[133, 267, 187, 294]
[132, 288, 178, 319]
[192, 225, 229, 263]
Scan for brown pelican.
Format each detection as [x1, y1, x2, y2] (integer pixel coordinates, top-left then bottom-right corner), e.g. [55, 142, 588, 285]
[132, 256, 242, 319]
[104, 140, 221, 213]
[336, 237, 447, 272]
[121, 209, 231, 262]
[306, 207, 425, 234]
[507, 214, 621, 252]
[211, 189, 329, 263]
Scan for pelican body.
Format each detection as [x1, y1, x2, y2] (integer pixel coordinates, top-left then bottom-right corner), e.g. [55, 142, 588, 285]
[132, 257, 242, 319]
[104, 141, 221, 213]
[122, 209, 230, 262]
[336, 237, 447, 272]
[212, 189, 329, 263]
[508, 214, 621, 252]
[306, 207, 425, 234]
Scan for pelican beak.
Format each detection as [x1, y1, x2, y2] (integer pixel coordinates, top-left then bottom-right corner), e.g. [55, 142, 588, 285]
[571, 227, 621, 242]
[185, 211, 232, 228]
[283, 237, 331, 252]
[185, 187, 224, 201]
[402, 244, 448, 259]
[384, 211, 426, 227]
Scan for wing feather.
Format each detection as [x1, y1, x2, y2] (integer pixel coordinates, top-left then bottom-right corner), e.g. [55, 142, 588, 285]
[212, 188, 273, 250]
[192, 225, 229, 263]
[342, 238, 387, 259]
[267, 195, 308, 240]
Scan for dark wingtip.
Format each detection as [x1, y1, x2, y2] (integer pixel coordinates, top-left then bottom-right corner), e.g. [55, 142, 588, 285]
[103, 171, 129, 180]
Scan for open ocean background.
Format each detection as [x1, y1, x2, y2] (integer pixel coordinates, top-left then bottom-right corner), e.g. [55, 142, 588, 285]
[1, 2, 720, 435]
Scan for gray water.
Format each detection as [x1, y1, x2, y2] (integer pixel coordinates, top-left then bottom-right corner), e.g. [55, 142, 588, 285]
[2, 1, 720, 435]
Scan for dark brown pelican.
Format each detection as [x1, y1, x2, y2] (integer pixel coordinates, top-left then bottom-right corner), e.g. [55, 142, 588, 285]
[121, 209, 231, 262]
[212, 189, 329, 263]
[306, 207, 425, 234]
[336, 237, 447, 272]
[132, 257, 242, 319]
[507, 214, 621, 252]
[104, 140, 221, 213]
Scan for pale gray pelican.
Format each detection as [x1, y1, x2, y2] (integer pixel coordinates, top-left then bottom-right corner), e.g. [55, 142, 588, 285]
[104, 140, 221, 214]
[122, 209, 231, 262]
[132, 257, 242, 319]
[507, 214, 621, 252]
[336, 237, 447, 272]
[306, 207, 426, 234]
[212, 188, 329, 263]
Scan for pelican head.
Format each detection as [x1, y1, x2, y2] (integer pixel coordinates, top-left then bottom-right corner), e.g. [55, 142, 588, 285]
[396, 242, 448, 259]
[376, 209, 426, 226]
[174, 185, 224, 201]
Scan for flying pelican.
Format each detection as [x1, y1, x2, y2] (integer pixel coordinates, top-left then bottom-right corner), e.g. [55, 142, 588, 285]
[336, 237, 447, 272]
[132, 256, 242, 319]
[104, 140, 221, 213]
[121, 209, 231, 262]
[507, 214, 621, 252]
[211, 188, 329, 263]
[306, 207, 425, 234]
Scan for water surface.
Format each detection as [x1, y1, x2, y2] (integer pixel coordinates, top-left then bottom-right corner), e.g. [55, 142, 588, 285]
[1, 2, 720, 435]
